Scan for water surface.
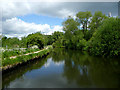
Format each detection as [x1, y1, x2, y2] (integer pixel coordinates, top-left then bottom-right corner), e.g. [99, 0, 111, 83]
[2, 48, 120, 88]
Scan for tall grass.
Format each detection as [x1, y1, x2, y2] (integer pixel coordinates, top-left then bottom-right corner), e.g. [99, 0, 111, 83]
[2, 48, 41, 59]
[2, 46, 52, 67]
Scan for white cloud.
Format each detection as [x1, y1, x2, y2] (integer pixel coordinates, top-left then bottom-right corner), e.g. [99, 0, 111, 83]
[58, 9, 75, 18]
[1, 2, 72, 19]
[1, 2, 32, 19]
[1, 1, 118, 20]
[2, 17, 63, 38]
[0, 1, 118, 38]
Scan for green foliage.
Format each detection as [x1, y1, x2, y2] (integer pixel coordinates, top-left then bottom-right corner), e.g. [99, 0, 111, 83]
[88, 11, 108, 39]
[2, 48, 41, 59]
[62, 16, 79, 48]
[52, 31, 64, 42]
[63, 16, 79, 32]
[2, 11, 119, 58]
[89, 17, 120, 57]
[2, 37, 20, 48]
[61, 11, 119, 57]
[19, 37, 27, 48]
[76, 39, 87, 50]
[52, 31, 65, 48]
[2, 46, 52, 67]
[27, 32, 44, 49]
[52, 38, 64, 48]
[61, 15, 87, 50]
[83, 30, 93, 41]
[43, 35, 53, 45]
[3, 50, 21, 58]
[43, 31, 64, 46]
[89, 11, 107, 29]
[76, 11, 92, 33]
[60, 12, 92, 49]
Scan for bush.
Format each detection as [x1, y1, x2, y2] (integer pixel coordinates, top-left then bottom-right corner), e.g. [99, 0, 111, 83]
[76, 39, 87, 50]
[52, 41, 64, 48]
[89, 17, 120, 57]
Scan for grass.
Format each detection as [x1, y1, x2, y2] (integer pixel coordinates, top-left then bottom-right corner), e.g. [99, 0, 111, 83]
[2, 48, 41, 59]
[2, 46, 52, 67]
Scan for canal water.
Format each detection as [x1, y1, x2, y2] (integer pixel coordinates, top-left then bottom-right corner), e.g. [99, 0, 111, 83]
[2, 48, 120, 88]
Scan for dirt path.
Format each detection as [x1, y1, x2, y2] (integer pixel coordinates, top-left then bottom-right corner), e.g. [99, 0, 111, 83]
[10, 47, 49, 59]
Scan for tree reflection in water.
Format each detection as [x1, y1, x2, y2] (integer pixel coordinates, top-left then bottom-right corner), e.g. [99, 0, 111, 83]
[51, 48, 120, 88]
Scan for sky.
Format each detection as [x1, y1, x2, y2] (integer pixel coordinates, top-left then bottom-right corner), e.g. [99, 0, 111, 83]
[0, 0, 119, 39]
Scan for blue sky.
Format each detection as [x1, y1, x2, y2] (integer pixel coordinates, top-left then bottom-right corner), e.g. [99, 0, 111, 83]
[17, 14, 65, 26]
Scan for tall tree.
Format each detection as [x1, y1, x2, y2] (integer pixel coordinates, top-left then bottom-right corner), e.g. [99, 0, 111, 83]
[62, 16, 79, 40]
[76, 11, 92, 33]
[89, 11, 107, 32]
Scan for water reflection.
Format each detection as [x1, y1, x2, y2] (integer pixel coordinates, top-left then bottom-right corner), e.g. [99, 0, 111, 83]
[52, 48, 120, 88]
[2, 48, 120, 88]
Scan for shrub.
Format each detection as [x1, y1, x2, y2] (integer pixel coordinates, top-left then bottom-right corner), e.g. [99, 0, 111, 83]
[52, 39, 64, 48]
[76, 39, 87, 50]
[89, 17, 120, 57]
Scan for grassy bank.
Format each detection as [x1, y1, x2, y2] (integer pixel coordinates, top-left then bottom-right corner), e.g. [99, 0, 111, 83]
[2, 48, 41, 59]
[2, 46, 52, 71]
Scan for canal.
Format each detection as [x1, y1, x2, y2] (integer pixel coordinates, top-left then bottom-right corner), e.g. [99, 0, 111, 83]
[2, 48, 120, 88]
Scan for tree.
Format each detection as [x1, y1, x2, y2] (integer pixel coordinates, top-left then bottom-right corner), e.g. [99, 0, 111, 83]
[52, 31, 64, 42]
[89, 17, 120, 57]
[52, 31, 64, 48]
[2, 36, 7, 47]
[89, 11, 108, 35]
[2, 36, 20, 48]
[76, 11, 92, 33]
[63, 16, 79, 40]
[27, 32, 44, 49]
[62, 16, 79, 48]
[43, 35, 53, 45]
[62, 16, 86, 49]
[20, 37, 27, 48]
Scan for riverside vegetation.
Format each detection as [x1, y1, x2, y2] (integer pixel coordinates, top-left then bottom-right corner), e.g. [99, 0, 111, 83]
[2, 46, 52, 71]
[1, 11, 120, 70]
[53, 11, 120, 57]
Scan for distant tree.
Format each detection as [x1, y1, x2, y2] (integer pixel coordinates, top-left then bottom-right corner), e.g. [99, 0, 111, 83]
[43, 35, 53, 45]
[2, 36, 7, 47]
[2, 36, 20, 48]
[20, 37, 27, 48]
[27, 32, 44, 49]
[52, 31, 64, 42]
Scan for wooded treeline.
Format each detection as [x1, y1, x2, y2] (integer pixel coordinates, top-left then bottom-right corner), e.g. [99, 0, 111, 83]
[1, 11, 120, 57]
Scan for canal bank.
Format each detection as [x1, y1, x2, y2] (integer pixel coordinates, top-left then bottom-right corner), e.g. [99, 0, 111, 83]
[2, 46, 52, 73]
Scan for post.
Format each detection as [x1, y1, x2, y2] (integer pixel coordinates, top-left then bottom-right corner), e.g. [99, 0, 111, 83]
[108, 12, 111, 17]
